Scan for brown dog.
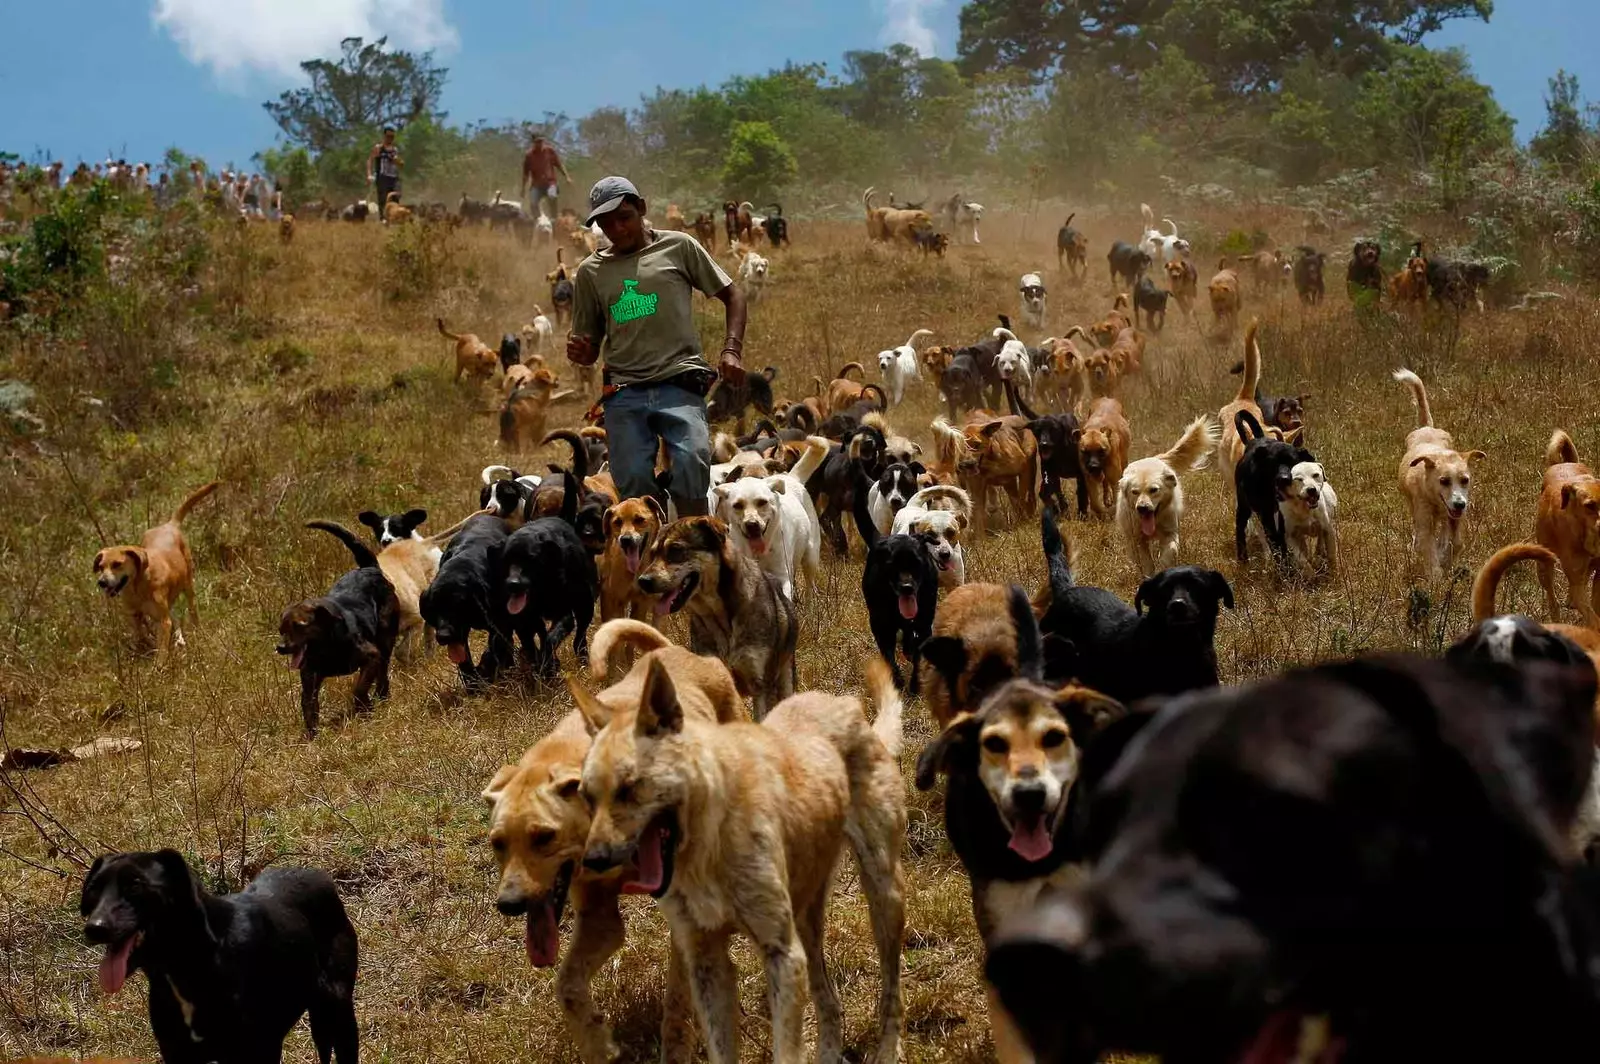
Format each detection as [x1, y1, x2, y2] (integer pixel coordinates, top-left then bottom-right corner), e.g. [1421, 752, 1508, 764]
[438, 318, 498, 383]
[1243, 248, 1287, 290]
[1165, 257, 1198, 317]
[1036, 333, 1090, 410]
[823, 362, 886, 418]
[863, 186, 932, 244]
[383, 191, 413, 225]
[1106, 325, 1146, 375]
[1391, 242, 1429, 308]
[1088, 295, 1134, 348]
[1078, 398, 1131, 519]
[1394, 369, 1485, 579]
[1217, 318, 1265, 482]
[93, 482, 219, 654]
[278, 214, 296, 244]
[1209, 259, 1242, 336]
[691, 211, 717, 251]
[498, 367, 560, 451]
[920, 582, 1018, 727]
[483, 620, 743, 1064]
[949, 412, 1038, 536]
[1536, 430, 1600, 627]
[599, 496, 668, 627]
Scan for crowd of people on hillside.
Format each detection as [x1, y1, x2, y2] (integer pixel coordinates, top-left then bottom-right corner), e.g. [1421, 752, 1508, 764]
[0, 156, 288, 218]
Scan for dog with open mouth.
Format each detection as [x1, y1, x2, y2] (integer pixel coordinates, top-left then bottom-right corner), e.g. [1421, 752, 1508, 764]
[81, 849, 359, 1063]
[93, 480, 219, 655]
[635, 515, 798, 719]
[599, 495, 667, 627]
[711, 434, 830, 602]
[859, 506, 941, 690]
[1115, 414, 1220, 577]
[577, 652, 907, 1064]
[915, 585, 1126, 1064]
[499, 471, 597, 677]
[419, 513, 512, 690]
[483, 620, 743, 1064]
[892, 484, 972, 589]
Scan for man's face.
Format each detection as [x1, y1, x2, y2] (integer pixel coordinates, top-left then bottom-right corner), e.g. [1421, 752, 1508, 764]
[533, 138, 545, 151]
[383, 131, 395, 145]
[598, 200, 646, 252]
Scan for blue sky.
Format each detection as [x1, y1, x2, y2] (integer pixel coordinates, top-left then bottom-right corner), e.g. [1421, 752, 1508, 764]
[1, 0, 1594, 172]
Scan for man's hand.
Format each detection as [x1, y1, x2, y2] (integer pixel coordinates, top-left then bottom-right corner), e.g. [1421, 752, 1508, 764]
[567, 333, 598, 366]
[718, 348, 746, 386]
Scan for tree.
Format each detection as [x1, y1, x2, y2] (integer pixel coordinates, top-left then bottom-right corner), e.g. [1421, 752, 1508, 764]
[721, 122, 798, 203]
[1531, 71, 1592, 173]
[262, 37, 448, 154]
[1355, 45, 1512, 173]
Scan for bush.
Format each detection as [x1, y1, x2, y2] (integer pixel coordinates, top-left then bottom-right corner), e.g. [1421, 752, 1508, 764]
[721, 121, 798, 204]
[381, 222, 458, 303]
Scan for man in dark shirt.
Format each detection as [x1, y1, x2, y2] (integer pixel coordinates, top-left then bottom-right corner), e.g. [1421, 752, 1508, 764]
[366, 127, 403, 222]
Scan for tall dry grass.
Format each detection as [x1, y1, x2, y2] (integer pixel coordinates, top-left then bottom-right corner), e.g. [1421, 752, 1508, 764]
[1, 207, 1595, 1061]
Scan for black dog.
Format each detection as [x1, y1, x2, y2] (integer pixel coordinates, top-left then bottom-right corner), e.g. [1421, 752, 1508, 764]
[1132, 276, 1168, 333]
[81, 850, 359, 1062]
[912, 226, 949, 257]
[1056, 212, 1086, 280]
[498, 333, 522, 373]
[1347, 238, 1384, 299]
[1009, 382, 1087, 518]
[501, 471, 597, 676]
[276, 521, 399, 737]
[706, 365, 777, 427]
[1451, 613, 1595, 672]
[806, 424, 887, 556]
[339, 200, 368, 223]
[985, 652, 1600, 1064]
[1038, 512, 1231, 703]
[1292, 245, 1327, 304]
[357, 507, 428, 548]
[859, 519, 939, 692]
[420, 513, 511, 690]
[1427, 256, 1493, 311]
[1227, 362, 1309, 435]
[457, 194, 492, 225]
[1233, 409, 1315, 564]
[542, 429, 612, 554]
[818, 384, 889, 440]
[759, 204, 790, 248]
[1107, 241, 1152, 290]
[937, 348, 987, 422]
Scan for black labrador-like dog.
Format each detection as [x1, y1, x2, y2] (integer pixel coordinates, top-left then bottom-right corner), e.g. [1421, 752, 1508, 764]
[498, 333, 522, 373]
[500, 470, 597, 676]
[1427, 256, 1493, 311]
[541, 429, 613, 554]
[985, 652, 1600, 1064]
[420, 513, 510, 690]
[1009, 382, 1087, 518]
[1234, 409, 1315, 565]
[1107, 241, 1152, 290]
[276, 520, 399, 737]
[1132, 276, 1169, 333]
[806, 424, 887, 556]
[82, 849, 359, 1063]
[859, 521, 939, 691]
[1037, 512, 1231, 703]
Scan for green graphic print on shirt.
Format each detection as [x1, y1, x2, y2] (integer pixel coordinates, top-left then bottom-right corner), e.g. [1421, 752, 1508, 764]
[609, 280, 659, 325]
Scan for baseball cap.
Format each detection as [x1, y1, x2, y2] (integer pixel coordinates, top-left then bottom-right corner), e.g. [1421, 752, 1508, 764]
[586, 176, 640, 225]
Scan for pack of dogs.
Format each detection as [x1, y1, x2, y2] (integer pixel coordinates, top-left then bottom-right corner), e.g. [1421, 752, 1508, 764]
[77, 197, 1596, 1064]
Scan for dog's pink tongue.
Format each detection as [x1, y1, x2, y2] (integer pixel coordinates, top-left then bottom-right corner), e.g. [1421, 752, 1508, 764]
[506, 592, 528, 615]
[623, 543, 641, 574]
[898, 593, 919, 620]
[289, 647, 305, 671]
[446, 643, 469, 665]
[1008, 818, 1053, 863]
[625, 826, 666, 895]
[746, 537, 768, 556]
[654, 587, 678, 617]
[524, 904, 560, 968]
[99, 937, 134, 995]
[1139, 511, 1157, 538]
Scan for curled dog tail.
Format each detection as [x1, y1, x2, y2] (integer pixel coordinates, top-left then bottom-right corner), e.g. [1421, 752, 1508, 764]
[860, 384, 888, 410]
[908, 484, 971, 518]
[863, 657, 903, 759]
[1161, 415, 1221, 474]
[1235, 409, 1265, 444]
[1236, 319, 1262, 401]
[810, 374, 827, 398]
[905, 328, 934, 351]
[1547, 429, 1581, 468]
[419, 509, 493, 546]
[171, 481, 220, 524]
[1141, 203, 1155, 231]
[481, 464, 519, 486]
[1063, 212, 1076, 228]
[591, 619, 672, 676]
[863, 187, 878, 211]
[788, 435, 832, 485]
[1392, 369, 1433, 428]
[542, 428, 590, 483]
[307, 520, 378, 569]
[787, 402, 817, 434]
[436, 317, 463, 342]
[993, 327, 1020, 343]
[1472, 543, 1559, 623]
[836, 361, 866, 381]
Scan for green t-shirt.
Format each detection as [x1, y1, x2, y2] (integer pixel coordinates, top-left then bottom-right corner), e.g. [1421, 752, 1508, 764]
[571, 229, 733, 387]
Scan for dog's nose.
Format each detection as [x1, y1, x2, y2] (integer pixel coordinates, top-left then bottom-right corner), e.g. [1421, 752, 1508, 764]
[1168, 597, 1197, 621]
[583, 844, 626, 874]
[1304, 488, 1320, 506]
[83, 919, 112, 945]
[1011, 780, 1048, 815]
[496, 893, 528, 917]
[743, 521, 763, 538]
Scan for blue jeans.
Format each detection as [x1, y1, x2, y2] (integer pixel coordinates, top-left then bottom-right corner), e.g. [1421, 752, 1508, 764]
[603, 381, 711, 509]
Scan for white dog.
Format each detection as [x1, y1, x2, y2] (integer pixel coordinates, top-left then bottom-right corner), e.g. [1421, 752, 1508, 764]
[711, 436, 828, 600]
[737, 247, 770, 303]
[1279, 461, 1340, 577]
[867, 462, 923, 536]
[992, 328, 1034, 399]
[1115, 415, 1220, 577]
[943, 194, 985, 244]
[1019, 273, 1048, 330]
[876, 328, 933, 406]
[534, 209, 554, 245]
[521, 308, 554, 356]
[892, 485, 971, 588]
[1139, 203, 1192, 263]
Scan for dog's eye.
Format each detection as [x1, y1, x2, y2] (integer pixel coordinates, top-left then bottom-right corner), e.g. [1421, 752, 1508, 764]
[615, 781, 636, 804]
[1461, 476, 1470, 486]
[529, 829, 555, 850]
[665, 546, 687, 563]
[982, 734, 1009, 755]
[1040, 729, 1068, 749]
[491, 836, 507, 853]
[1439, 476, 1450, 487]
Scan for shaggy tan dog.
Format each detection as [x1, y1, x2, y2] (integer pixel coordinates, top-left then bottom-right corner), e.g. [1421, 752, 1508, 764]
[1115, 415, 1220, 576]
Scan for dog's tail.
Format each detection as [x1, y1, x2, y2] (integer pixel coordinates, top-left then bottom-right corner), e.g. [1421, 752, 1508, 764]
[436, 317, 464, 342]
[543, 428, 591, 484]
[591, 619, 672, 676]
[1236, 408, 1265, 444]
[993, 327, 1020, 343]
[531, 303, 545, 318]
[1472, 543, 1559, 623]
[930, 417, 972, 464]
[418, 509, 493, 546]
[1009, 584, 1046, 681]
[386, 191, 401, 206]
[787, 402, 817, 434]
[998, 313, 1013, 332]
[171, 481, 220, 524]
[1063, 212, 1076, 228]
[1112, 293, 1130, 312]
[307, 520, 378, 569]
[904, 327, 934, 351]
[481, 464, 519, 486]
[863, 657, 904, 759]
[908, 484, 971, 518]
[788, 435, 832, 485]
[1217, 257, 1231, 271]
[836, 361, 866, 382]
[1162, 218, 1179, 237]
[1392, 369, 1433, 428]
[1160, 415, 1221, 474]
[1006, 379, 1039, 420]
[860, 384, 888, 410]
[1547, 429, 1581, 468]
[863, 187, 878, 212]
[1063, 325, 1091, 346]
[1141, 203, 1155, 231]
[1235, 318, 1262, 402]
[1042, 509, 1076, 599]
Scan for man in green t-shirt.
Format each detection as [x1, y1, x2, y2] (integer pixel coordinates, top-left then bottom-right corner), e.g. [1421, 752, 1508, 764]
[567, 176, 747, 517]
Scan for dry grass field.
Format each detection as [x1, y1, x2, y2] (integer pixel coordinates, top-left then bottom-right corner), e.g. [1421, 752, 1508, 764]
[1, 204, 1597, 1061]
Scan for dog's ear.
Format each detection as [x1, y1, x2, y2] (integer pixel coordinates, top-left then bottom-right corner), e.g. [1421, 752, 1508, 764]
[569, 678, 612, 736]
[602, 504, 618, 540]
[978, 420, 1007, 439]
[1207, 569, 1235, 609]
[914, 713, 981, 791]
[153, 848, 207, 917]
[637, 657, 684, 738]
[921, 634, 968, 696]
[910, 461, 926, 476]
[1410, 455, 1436, 471]
[400, 508, 427, 533]
[1055, 686, 1126, 742]
[127, 548, 148, 574]
[1563, 484, 1579, 509]
[768, 477, 788, 495]
[482, 763, 518, 807]
[553, 772, 582, 801]
[357, 510, 382, 531]
[643, 495, 667, 525]
[1466, 450, 1487, 464]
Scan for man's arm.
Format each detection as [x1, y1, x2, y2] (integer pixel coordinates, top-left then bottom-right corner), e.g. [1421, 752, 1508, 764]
[712, 284, 747, 385]
[566, 269, 605, 366]
[519, 152, 531, 197]
[365, 143, 380, 183]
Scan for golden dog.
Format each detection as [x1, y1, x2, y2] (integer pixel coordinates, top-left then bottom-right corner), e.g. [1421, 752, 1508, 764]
[1394, 369, 1485, 579]
[498, 367, 560, 451]
[1115, 415, 1220, 576]
[950, 412, 1039, 537]
[93, 482, 220, 653]
[437, 318, 498, 383]
[1217, 318, 1265, 482]
[1536, 429, 1600, 626]
[1078, 398, 1130, 519]
[599, 495, 667, 626]
[1209, 259, 1242, 337]
[919, 582, 1018, 727]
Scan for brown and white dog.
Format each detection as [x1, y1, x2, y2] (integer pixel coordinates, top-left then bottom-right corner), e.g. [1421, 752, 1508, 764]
[93, 482, 220, 654]
[1208, 259, 1242, 337]
[1394, 369, 1484, 579]
[483, 621, 743, 1064]
[438, 318, 498, 383]
[1115, 415, 1220, 577]
[1536, 429, 1600, 627]
[919, 582, 1019, 727]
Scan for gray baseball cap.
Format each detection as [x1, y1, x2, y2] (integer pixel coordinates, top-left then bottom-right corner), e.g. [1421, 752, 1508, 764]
[585, 176, 641, 225]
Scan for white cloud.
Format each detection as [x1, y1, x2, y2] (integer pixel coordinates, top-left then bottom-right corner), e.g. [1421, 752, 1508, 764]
[879, 0, 941, 55]
[151, 0, 458, 80]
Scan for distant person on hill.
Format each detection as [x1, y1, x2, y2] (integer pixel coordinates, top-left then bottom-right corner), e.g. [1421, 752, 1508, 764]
[366, 127, 403, 222]
[520, 134, 571, 219]
[567, 176, 747, 517]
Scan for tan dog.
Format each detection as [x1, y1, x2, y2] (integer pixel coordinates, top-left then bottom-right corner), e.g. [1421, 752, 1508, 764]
[1394, 369, 1485, 579]
[93, 482, 220, 654]
[498, 367, 560, 451]
[1244, 249, 1287, 289]
[951, 412, 1038, 537]
[1536, 430, 1600, 626]
[599, 495, 668, 626]
[823, 361, 885, 417]
[1083, 346, 1127, 400]
[438, 318, 498, 383]
[383, 191, 413, 225]
[1116, 415, 1220, 576]
[691, 211, 717, 251]
[1088, 295, 1133, 348]
[1037, 332, 1090, 410]
[483, 621, 743, 1064]
[1106, 325, 1146, 376]
[1165, 257, 1198, 317]
[919, 582, 1018, 727]
[1209, 259, 1242, 336]
[1217, 318, 1265, 482]
[1391, 242, 1429, 308]
[1078, 398, 1130, 519]
[278, 214, 296, 244]
[578, 654, 906, 1064]
[863, 186, 932, 244]
[663, 203, 687, 231]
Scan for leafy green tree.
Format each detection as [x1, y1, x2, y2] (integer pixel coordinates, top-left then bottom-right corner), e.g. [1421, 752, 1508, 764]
[578, 107, 642, 175]
[262, 37, 448, 154]
[1355, 44, 1512, 171]
[1531, 70, 1593, 173]
[254, 146, 319, 205]
[721, 121, 798, 203]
